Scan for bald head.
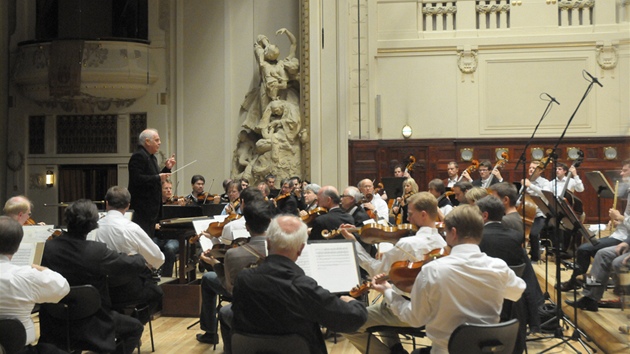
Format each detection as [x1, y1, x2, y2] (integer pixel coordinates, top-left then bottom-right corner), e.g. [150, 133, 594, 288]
[317, 186, 341, 209]
[267, 215, 308, 261]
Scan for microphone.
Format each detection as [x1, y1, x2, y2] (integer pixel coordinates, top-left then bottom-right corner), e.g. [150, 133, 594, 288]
[544, 93, 560, 105]
[584, 70, 603, 87]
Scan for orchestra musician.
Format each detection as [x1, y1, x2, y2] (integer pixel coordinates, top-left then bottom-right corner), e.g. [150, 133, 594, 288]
[428, 179, 453, 219]
[309, 186, 354, 241]
[239, 178, 250, 190]
[196, 199, 273, 346]
[369, 205, 525, 354]
[551, 162, 585, 195]
[340, 186, 370, 227]
[186, 175, 218, 205]
[128, 128, 176, 238]
[521, 160, 551, 262]
[221, 181, 243, 216]
[88, 186, 164, 324]
[451, 181, 473, 206]
[444, 161, 459, 188]
[3, 195, 37, 225]
[559, 159, 630, 293]
[265, 173, 280, 199]
[154, 179, 181, 277]
[229, 215, 367, 354]
[220, 179, 233, 203]
[465, 187, 489, 205]
[274, 178, 299, 216]
[218, 188, 266, 245]
[393, 164, 410, 178]
[461, 160, 502, 188]
[298, 183, 321, 215]
[488, 182, 523, 234]
[256, 181, 270, 199]
[289, 176, 307, 211]
[391, 178, 419, 224]
[358, 179, 389, 222]
[341, 192, 447, 354]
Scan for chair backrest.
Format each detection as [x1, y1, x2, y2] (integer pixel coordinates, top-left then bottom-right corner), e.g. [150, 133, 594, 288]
[448, 318, 519, 354]
[231, 332, 310, 354]
[509, 263, 526, 278]
[0, 318, 27, 354]
[42, 284, 101, 321]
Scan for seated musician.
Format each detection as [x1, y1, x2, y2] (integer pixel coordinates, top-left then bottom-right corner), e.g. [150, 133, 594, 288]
[393, 164, 410, 178]
[488, 182, 523, 234]
[309, 186, 354, 241]
[274, 178, 299, 216]
[265, 173, 280, 199]
[444, 161, 459, 188]
[89, 186, 165, 323]
[358, 179, 389, 222]
[340, 192, 447, 354]
[40, 200, 145, 353]
[461, 160, 502, 188]
[560, 159, 630, 292]
[186, 175, 215, 205]
[370, 205, 525, 354]
[476, 196, 543, 338]
[196, 199, 272, 346]
[230, 215, 368, 354]
[391, 178, 419, 224]
[551, 162, 584, 195]
[298, 183, 321, 215]
[521, 160, 551, 262]
[451, 181, 472, 205]
[153, 179, 181, 277]
[221, 181, 243, 215]
[290, 176, 307, 211]
[217, 188, 265, 245]
[256, 181, 270, 199]
[428, 178, 453, 219]
[0, 216, 70, 354]
[340, 186, 370, 226]
[465, 187, 488, 205]
[3, 195, 43, 225]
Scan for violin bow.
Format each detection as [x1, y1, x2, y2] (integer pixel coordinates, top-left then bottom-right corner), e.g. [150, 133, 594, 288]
[393, 244, 421, 262]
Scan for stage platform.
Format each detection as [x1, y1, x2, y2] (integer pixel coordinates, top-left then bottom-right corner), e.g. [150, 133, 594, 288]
[532, 258, 630, 353]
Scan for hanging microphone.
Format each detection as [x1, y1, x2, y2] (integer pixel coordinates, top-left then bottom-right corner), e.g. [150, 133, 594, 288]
[544, 93, 560, 105]
[584, 70, 603, 87]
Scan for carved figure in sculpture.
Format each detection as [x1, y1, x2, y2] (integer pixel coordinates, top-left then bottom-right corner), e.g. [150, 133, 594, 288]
[242, 28, 300, 133]
[231, 130, 258, 181]
[251, 100, 306, 183]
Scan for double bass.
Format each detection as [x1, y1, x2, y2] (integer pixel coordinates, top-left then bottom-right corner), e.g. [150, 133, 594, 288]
[517, 150, 553, 240]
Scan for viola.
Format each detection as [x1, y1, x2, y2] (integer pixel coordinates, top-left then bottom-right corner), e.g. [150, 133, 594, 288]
[350, 247, 449, 297]
[300, 207, 327, 225]
[323, 223, 417, 244]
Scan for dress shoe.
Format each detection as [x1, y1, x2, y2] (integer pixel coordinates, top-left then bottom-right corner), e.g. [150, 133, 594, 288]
[565, 297, 598, 312]
[557, 280, 579, 292]
[196, 332, 219, 344]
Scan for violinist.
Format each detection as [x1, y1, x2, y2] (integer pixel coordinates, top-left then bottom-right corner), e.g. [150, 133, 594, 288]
[452, 181, 473, 205]
[462, 160, 502, 188]
[265, 173, 280, 199]
[298, 183, 321, 215]
[3, 195, 37, 226]
[340, 186, 371, 227]
[444, 161, 459, 188]
[274, 178, 299, 216]
[488, 182, 523, 234]
[221, 181, 243, 216]
[196, 199, 272, 346]
[341, 192, 447, 354]
[391, 178, 419, 223]
[256, 181, 270, 199]
[309, 186, 354, 241]
[186, 175, 219, 205]
[428, 178, 453, 218]
[521, 160, 551, 262]
[217, 188, 266, 245]
[358, 179, 389, 222]
[369, 205, 525, 354]
[289, 176, 307, 211]
[154, 179, 180, 276]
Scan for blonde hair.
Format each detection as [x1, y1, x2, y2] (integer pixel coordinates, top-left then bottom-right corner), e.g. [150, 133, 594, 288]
[465, 187, 488, 205]
[407, 192, 438, 220]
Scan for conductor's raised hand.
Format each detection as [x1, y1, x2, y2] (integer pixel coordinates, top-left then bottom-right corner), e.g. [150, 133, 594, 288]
[165, 154, 176, 169]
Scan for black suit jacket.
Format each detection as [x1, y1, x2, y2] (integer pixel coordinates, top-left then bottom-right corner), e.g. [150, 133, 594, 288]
[479, 222, 526, 266]
[128, 145, 171, 237]
[39, 233, 147, 352]
[310, 207, 355, 241]
[275, 194, 299, 216]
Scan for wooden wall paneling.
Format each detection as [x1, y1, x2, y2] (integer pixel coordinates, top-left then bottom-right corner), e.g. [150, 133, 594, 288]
[349, 136, 630, 225]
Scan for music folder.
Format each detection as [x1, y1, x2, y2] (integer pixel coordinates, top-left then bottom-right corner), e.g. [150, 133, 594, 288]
[295, 240, 362, 294]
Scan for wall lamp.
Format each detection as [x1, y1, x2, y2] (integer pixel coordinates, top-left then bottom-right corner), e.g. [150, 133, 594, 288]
[45, 170, 54, 187]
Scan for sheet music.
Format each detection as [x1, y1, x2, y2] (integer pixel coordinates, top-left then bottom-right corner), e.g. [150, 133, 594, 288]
[12, 242, 45, 266]
[296, 241, 361, 294]
[22, 225, 55, 243]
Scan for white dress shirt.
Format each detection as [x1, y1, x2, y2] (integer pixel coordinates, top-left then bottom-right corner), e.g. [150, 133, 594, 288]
[525, 176, 551, 218]
[551, 175, 584, 194]
[385, 244, 525, 354]
[371, 194, 390, 221]
[91, 209, 165, 268]
[0, 256, 69, 345]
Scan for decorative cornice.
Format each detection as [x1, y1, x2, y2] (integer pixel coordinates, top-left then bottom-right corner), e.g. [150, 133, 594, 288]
[422, 5, 457, 16]
[558, 0, 595, 11]
[476, 4, 510, 14]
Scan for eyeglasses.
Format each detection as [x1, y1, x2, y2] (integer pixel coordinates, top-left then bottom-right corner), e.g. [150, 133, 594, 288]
[478, 169, 489, 172]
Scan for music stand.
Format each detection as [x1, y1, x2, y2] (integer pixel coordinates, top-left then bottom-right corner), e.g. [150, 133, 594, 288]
[381, 177, 406, 199]
[585, 171, 615, 238]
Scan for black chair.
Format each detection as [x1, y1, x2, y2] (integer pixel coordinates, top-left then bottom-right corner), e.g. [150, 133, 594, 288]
[231, 332, 310, 354]
[448, 318, 519, 354]
[112, 302, 155, 353]
[0, 318, 26, 354]
[40, 285, 102, 353]
[510, 263, 526, 278]
[366, 325, 427, 353]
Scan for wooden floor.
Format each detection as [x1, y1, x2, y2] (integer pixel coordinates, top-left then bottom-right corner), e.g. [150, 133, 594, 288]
[34, 258, 630, 353]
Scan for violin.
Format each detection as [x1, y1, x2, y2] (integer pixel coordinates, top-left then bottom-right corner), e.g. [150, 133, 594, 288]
[204, 213, 243, 238]
[25, 218, 36, 226]
[323, 223, 417, 244]
[207, 237, 249, 259]
[300, 207, 327, 225]
[164, 195, 185, 205]
[350, 247, 449, 297]
[47, 229, 63, 240]
[197, 192, 220, 204]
